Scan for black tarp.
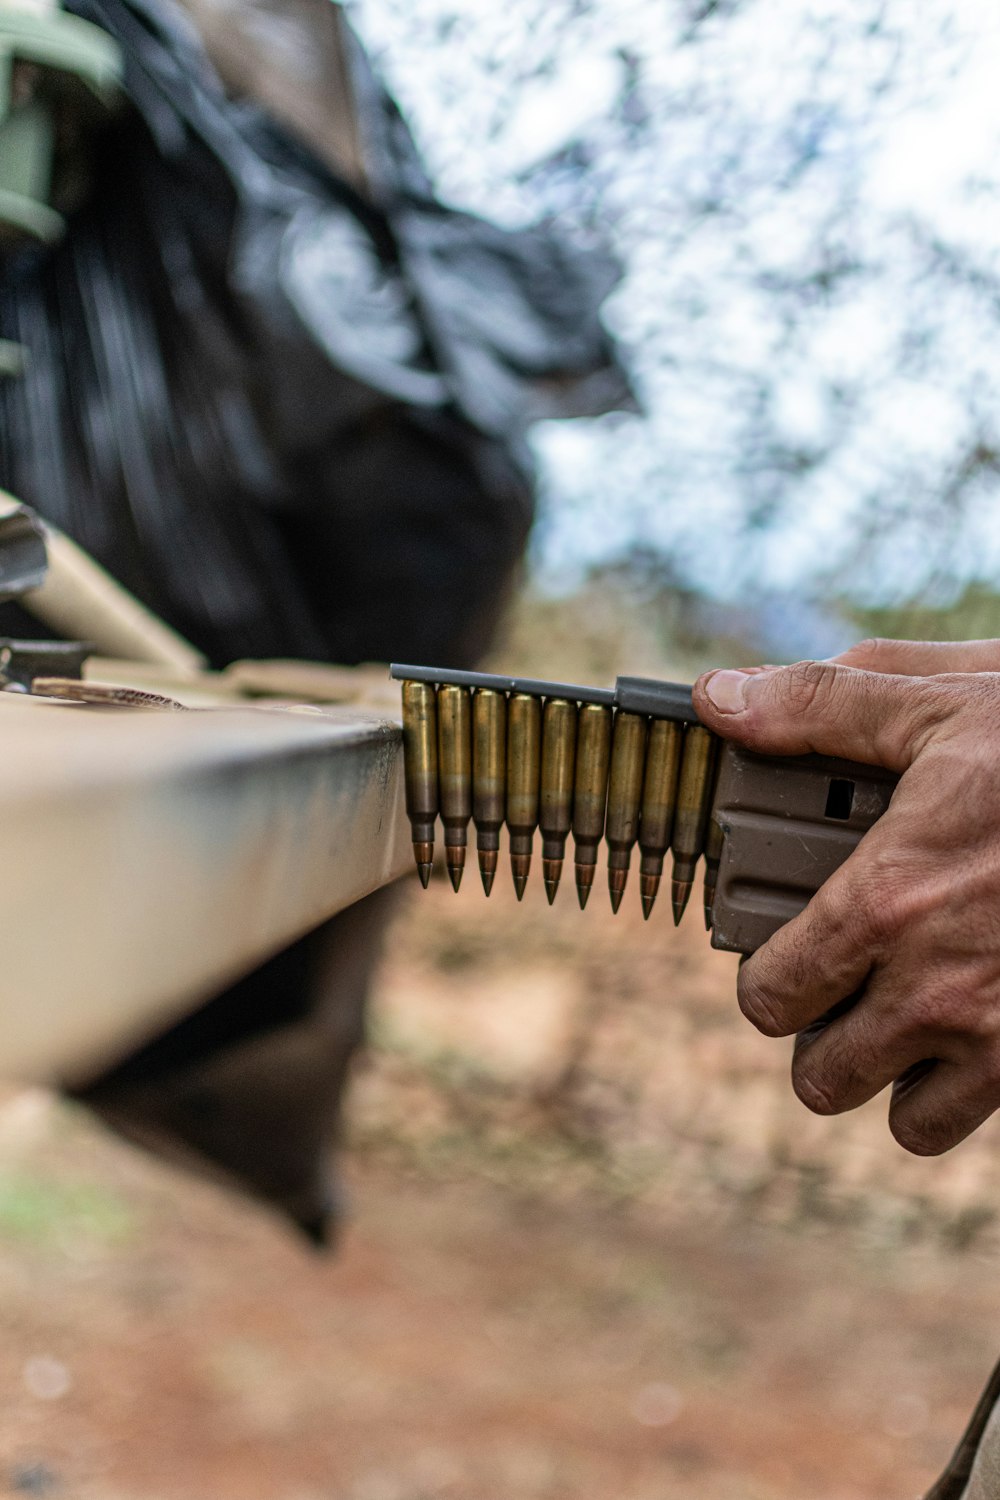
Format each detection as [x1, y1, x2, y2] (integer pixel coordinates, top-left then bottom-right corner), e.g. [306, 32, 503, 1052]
[0, 0, 632, 668]
[0, 0, 633, 1240]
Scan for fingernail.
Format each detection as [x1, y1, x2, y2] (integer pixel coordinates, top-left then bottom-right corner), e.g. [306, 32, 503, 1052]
[704, 669, 752, 715]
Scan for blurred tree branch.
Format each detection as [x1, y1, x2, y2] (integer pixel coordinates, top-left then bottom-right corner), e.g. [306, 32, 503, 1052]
[351, 0, 1000, 607]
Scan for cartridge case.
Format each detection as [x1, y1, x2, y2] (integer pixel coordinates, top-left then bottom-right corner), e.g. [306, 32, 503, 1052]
[703, 812, 724, 931]
[437, 685, 473, 891]
[472, 688, 507, 896]
[572, 703, 612, 910]
[671, 724, 717, 925]
[638, 717, 683, 919]
[539, 698, 578, 904]
[506, 693, 541, 899]
[701, 750, 725, 929]
[605, 711, 647, 913]
[401, 680, 438, 888]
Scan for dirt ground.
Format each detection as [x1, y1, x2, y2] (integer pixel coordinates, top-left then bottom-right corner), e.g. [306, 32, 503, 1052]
[3, 866, 1000, 1500]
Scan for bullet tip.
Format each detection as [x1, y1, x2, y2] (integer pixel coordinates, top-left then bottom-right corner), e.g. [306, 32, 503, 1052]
[641, 895, 654, 921]
[511, 853, 531, 901]
[413, 842, 434, 888]
[514, 874, 528, 901]
[574, 863, 595, 911]
[608, 868, 627, 915]
[640, 874, 660, 922]
[478, 849, 498, 897]
[445, 845, 466, 893]
[671, 880, 693, 927]
[542, 860, 562, 906]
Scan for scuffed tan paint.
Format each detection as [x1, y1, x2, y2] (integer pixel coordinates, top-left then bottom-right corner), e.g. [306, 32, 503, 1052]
[0, 695, 411, 1083]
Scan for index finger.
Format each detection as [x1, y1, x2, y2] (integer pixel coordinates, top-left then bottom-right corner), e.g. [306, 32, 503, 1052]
[737, 855, 877, 1037]
[831, 638, 1000, 676]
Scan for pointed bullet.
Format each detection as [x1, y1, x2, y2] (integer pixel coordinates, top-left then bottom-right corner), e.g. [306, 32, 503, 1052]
[572, 704, 612, 913]
[701, 766, 724, 932]
[413, 840, 434, 888]
[446, 845, 466, 892]
[640, 872, 659, 920]
[669, 724, 717, 930]
[479, 848, 498, 896]
[438, 686, 472, 897]
[672, 879, 693, 926]
[507, 695, 540, 903]
[539, 698, 577, 911]
[638, 719, 681, 924]
[401, 682, 439, 889]
[472, 689, 506, 902]
[608, 860, 628, 914]
[605, 711, 646, 918]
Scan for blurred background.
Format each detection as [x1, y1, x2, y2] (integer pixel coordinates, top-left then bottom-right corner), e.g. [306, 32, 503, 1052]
[5, 1, 1000, 1498]
[358, 0, 1000, 649]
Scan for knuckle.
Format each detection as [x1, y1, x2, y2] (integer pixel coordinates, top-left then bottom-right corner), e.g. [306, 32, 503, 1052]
[905, 679, 976, 755]
[855, 865, 939, 949]
[972, 1061, 1000, 1108]
[845, 637, 885, 665]
[781, 659, 838, 717]
[941, 991, 992, 1043]
[890, 1121, 936, 1156]
[791, 1057, 841, 1116]
[737, 970, 789, 1037]
[890, 1112, 951, 1158]
[901, 989, 955, 1040]
[955, 674, 1000, 712]
[854, 879, 907, 947]
[900, 982, 988, 1045]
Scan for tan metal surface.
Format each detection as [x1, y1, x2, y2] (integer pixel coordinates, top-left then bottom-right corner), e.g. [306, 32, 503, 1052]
[0, 491, 208, 674]
[0, 692, 409, 1084]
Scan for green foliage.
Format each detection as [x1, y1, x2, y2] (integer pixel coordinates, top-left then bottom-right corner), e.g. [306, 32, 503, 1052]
[850, 582, 1000, 643]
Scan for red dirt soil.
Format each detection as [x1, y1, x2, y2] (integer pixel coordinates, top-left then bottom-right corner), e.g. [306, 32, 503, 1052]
[2, 873, 1000, 1499]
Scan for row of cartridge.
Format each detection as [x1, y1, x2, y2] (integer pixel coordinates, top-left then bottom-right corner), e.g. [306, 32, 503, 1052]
[400, 679, 724, 926]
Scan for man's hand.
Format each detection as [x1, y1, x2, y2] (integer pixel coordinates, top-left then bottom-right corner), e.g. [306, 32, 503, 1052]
[692, 639, 1000, 1156]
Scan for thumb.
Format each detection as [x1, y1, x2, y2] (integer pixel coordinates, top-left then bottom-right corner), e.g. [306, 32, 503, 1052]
[692, 660, 951, 771]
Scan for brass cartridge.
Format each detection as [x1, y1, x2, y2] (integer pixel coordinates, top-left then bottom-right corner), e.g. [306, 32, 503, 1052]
[703, 811, 724, 932]
[572, 703, 612, 910]
[472, 688, 507, 896]
[702, 754, 725, 929]
[539, 698, 578, 905]
[671, 724, 717, 925]
[437, 685, 473, 892]
[392, 662, 901, 958]
[638, 717, 683, 920]
[605, 711, 647, 913]
[401, 680, 439, 888]
[506, 693, 542, 899]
